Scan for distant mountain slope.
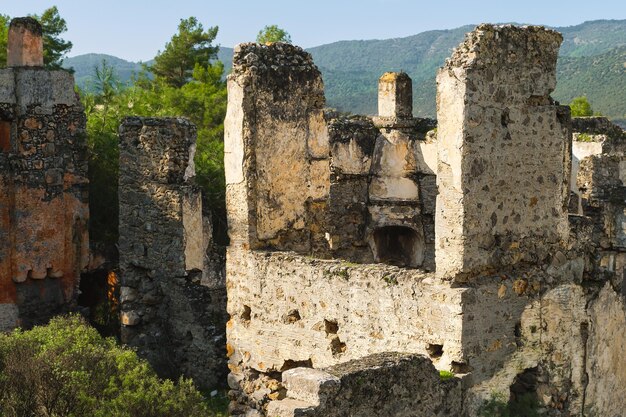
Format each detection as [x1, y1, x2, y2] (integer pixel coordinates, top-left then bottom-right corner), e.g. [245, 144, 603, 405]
[559, 19, 626, 57]
[554, 46, 626, 119]
[67, 19, 626, 119]
[63, 54, 146, 89]
[308, 20, 626, 118]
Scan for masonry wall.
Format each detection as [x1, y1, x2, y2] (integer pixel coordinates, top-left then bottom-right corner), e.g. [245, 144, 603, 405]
[0, 18, 89, 330]
[118, 117, 226, 389]
[435, 24, 571, 281]
[226, 247, 464, 415]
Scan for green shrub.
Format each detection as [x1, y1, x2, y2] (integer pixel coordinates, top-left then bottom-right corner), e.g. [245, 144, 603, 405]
[0, 315, 213, 417]
[478, 392, 510, 417]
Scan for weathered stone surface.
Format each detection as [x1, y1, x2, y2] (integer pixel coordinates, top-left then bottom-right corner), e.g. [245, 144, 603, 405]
[225, 25, 626, 417]
[7, 17, 43, 67]
[585, 283, 626, 416]
[435, 24, 570, 281]
[376, 72, 412, 119]
[118, 117, 226, 389]
[270, 353, 461, 417]
[226, 247, 465, 406]
[224, 43, 328, 253]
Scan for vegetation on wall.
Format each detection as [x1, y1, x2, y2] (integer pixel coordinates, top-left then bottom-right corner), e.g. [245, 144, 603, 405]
[569, 96, 596, 117]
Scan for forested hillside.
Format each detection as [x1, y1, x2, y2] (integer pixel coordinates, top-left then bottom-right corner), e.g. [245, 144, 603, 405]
[66, 19, 626, 120]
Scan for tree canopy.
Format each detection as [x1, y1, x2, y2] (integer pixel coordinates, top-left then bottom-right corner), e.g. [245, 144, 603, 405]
[0, 315, 215, 417]
[0, 14, 8, 66]
[151, 17, 219, 88]
[256, 24, 292, 44]
[84, 17, 228, 245]
[33, 6, 73, 69]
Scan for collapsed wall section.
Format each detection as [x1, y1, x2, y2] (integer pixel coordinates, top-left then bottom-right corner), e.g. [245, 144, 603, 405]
[435, 24, 571, 281]
[0, 17, 89, 330]
[118, 117, 226, 389]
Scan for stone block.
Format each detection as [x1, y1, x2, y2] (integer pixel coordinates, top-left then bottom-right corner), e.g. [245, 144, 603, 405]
[0, 70, 16, 104]
[282, 368, 340, 406]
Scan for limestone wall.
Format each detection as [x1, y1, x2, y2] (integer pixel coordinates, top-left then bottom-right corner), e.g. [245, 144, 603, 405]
[0, 18, 89, 330]
[226, 247, 464, 414]
[118, 117, 226, 389]
[325, 116, 377, 261]
[435, 24, 570, 281]
[223, 24, 626, 417]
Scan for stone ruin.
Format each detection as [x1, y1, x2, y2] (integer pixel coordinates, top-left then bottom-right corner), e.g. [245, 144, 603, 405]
[0, 17, 228, 390]
[224, 25, 626, 416]
[118, 117, 227, 388]
[3, 16, 626, 417]
[0, 18, 89, 330]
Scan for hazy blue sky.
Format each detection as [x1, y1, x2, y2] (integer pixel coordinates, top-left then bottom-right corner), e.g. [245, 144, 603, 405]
[3, 0, 626, 61]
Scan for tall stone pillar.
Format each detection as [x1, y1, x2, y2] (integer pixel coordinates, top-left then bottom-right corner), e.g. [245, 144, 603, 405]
[118, 117, 225, 389]
[224, 43, 330, 254]
[435, 25, 571, 281]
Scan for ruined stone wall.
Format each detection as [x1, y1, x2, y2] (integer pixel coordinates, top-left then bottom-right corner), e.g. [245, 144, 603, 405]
[226, 247, 464, 415]
[224, 24, 626, 417]
[0, 18, 88, 330]
[432, 30, 626, 416]
[568, 118, 626, 415]
[436, 24, 571, 281]
[118, 117, 226, 389]
[325, 116, 377, 262]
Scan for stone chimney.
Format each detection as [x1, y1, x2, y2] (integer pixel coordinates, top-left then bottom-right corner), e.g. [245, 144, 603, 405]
[377, 72, 412, 119]
[7, 17, 44, 67]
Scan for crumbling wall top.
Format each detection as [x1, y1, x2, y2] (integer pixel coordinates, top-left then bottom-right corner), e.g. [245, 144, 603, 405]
[443, 24, 562, 71]
[119, 116, 197, 185]
[572, 116, 625, 139]
[230, 42, 320, 80]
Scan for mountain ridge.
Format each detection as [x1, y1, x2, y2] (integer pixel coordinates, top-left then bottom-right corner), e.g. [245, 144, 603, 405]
[64, 19, 626, 120]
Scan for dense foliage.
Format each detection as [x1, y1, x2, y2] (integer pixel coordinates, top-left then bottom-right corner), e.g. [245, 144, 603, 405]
[83, 18, 228, 244]
[0, 14, 8, 66]
[0, 316, 214, 417]
[256, 24, 292, 44]
[0, 7, 72, 69]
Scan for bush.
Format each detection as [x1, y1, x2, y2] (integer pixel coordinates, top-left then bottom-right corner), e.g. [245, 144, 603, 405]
[0, 315, 212, 417]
